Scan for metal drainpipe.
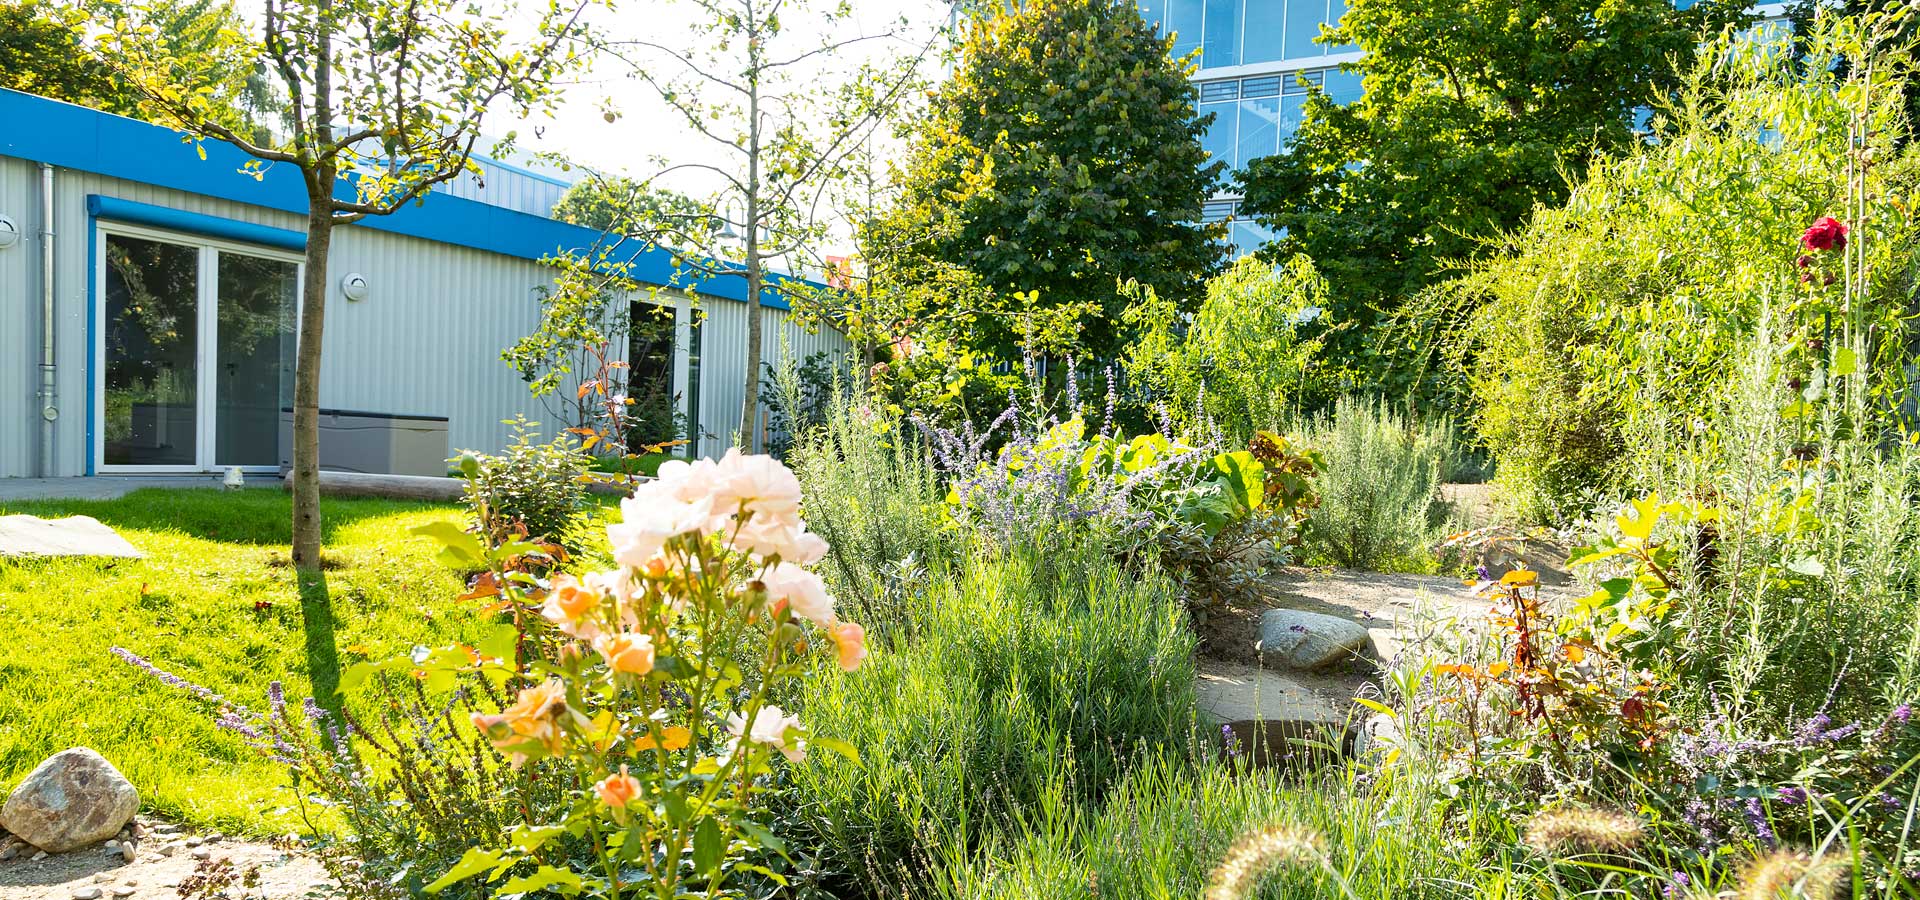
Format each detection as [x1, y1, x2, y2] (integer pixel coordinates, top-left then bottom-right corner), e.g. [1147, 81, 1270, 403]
[38, 162, 58, 477]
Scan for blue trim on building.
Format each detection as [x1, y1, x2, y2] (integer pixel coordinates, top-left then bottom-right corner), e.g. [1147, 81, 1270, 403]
[84, 215, 96, 477]
[1, 88, 808, 309]
[88, 196, 308, 252]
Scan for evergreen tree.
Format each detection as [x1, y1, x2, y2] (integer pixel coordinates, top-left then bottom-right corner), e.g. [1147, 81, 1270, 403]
[878, 0, 1224, 362]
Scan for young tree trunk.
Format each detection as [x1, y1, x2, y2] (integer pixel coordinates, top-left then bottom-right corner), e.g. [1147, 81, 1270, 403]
[291, 193, 333, 570]
[737, 74, 764, 450]
[740, 233, 763, 449]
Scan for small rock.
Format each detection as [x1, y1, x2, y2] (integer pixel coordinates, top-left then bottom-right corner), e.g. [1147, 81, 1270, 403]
[0, 748, 141, 853]
[73, 888, 103, 900]
[190, 847, 211, 860]
[1352, 711, 1406, 759]
[184, 837, 202, 848]
[1255, 609, 1374, 671]
[158, 844, 177, 858]
[104, 840, 121, 852]
[120, 841, 136, 863]
[93, 873, 112, 883]
[32, 850, 48, 861]
[0, 845, 17, 861]
[112, 889, 136, 898]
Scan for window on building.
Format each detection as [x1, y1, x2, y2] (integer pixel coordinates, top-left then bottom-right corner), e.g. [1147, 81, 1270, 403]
[1284, 0, 1328, 60]
[684, 313, 703, 457]
[1242, 0, 1288, 65]
[626, 301, 679, 451]
[1168, 0, 1204, 61]
[1325, 0, 1358, 53]
[1202, 0, 1242, 68]
[100, 228, 297, 470]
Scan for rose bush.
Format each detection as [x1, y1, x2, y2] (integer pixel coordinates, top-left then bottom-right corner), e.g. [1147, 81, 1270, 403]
[396, 449, 865, 899]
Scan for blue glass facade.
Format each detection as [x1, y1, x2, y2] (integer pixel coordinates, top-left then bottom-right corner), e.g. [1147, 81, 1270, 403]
[1141, 0, 1358, 68]
[1195, 67, 1361, 180]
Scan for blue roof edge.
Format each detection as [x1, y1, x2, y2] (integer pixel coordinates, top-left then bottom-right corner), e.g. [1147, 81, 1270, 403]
[0, 88, 814, 309]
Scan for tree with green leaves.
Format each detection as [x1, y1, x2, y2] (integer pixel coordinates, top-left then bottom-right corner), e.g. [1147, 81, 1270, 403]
[2, 0, 134, 111]
[3, 0, 276, 136]
[101, 0, 596, 574]
[1236, 0, 1748, 398]
[877, 0, 1224, 363]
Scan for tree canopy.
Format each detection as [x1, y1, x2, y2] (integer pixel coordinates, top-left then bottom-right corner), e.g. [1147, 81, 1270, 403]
[1236, 0, 1748, 397]
[877, 0, 1225, 362]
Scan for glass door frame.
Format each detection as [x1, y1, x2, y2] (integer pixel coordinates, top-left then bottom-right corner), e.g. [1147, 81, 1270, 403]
[92, 221, 305, 474]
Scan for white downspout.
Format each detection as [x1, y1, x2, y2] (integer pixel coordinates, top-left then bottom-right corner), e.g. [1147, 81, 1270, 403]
[38, 162, 58, 477]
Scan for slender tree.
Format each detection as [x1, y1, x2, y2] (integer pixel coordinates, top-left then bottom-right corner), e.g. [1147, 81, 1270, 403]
[102, 0, 596, 571]
[597, 0, 937, 449]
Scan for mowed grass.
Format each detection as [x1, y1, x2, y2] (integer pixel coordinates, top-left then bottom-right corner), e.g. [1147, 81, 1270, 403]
[0, 488, 489, 834]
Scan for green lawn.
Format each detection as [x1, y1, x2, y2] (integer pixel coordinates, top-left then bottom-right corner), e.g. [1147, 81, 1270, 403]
[0, 488, 486, 834]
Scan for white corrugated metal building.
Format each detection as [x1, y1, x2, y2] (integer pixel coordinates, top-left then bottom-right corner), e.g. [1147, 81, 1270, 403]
[0, 89, 846, 479]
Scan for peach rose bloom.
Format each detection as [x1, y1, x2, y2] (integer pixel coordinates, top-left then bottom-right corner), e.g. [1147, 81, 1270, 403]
[831, 621, 867, 672]
[542, 575, 605, 638]
[595, 766, 642, 821]
[594, 631, 656, 675]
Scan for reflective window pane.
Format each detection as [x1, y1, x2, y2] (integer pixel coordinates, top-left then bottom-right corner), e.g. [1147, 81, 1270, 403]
[1199, 99, 1238, 176]
[1242, 0, 1287, 64]
[1326, 0, 1359, 53]
[1236, 94, 1281, 167]
[1137, 0, 1163, 26]
[1323, 68, 1364, 104]
[1279, 93, 1310, 146]
[214, 252, 297, 467]
[104, 234, 200, 466]
[1285, 0, 1329, 60]
[1202, 0, 1241, 68]
[1168, 0, 1204, 61]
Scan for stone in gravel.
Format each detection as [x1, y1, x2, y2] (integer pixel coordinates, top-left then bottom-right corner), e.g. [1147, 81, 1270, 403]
[190, 847, 211, 860]
[111, 888, 135, 898]
[158, 844, 177, 858]
[0, 844, 18, 861]
[73, 888, 102, 900]
[184, 837, 202, 848]
[0, 748, 141, 853]
[104, 840, 120, 852]
[120, 841, 136, 863]
[1255, 609, 1373, 671]
[32, 850, 48, 861]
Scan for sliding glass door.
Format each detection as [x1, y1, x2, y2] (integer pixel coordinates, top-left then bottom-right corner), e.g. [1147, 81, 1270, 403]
[99, 226, 299, 472]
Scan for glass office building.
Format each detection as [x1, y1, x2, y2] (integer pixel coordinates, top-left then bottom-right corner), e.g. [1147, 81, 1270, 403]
[1135, 0, 1364, 252]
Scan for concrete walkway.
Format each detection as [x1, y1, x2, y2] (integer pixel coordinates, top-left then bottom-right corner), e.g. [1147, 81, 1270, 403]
[0, 476, 239, 503]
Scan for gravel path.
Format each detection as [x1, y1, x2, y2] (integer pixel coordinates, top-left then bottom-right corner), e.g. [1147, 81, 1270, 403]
[0, 819, 331, 900]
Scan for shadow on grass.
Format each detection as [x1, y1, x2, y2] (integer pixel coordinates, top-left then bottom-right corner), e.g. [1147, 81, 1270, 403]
[297, 566, 345, 721]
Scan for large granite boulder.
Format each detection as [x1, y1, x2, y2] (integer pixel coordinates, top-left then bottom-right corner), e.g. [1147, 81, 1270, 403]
[1, 748, 140, 852]
[1256, 608, 1374, 671]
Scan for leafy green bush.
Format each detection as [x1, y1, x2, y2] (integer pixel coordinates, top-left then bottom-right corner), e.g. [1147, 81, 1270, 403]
[785, 381, 952, 638]
[1123, 255, 1330, 444]
[1448, 16, 1920, 520]
[457, 418, 591, 548]
[782, 542, 1197, 895]
[1302, 398, 1444, 571]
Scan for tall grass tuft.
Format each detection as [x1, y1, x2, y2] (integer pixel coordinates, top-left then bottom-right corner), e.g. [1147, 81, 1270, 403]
[1303, 397, 1445, 571]
[782, 541, 1197, 895]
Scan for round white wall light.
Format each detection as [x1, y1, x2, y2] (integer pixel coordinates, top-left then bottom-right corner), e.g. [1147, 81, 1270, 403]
[0, 215, 20, 250]
[341, 273, 370, 302]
